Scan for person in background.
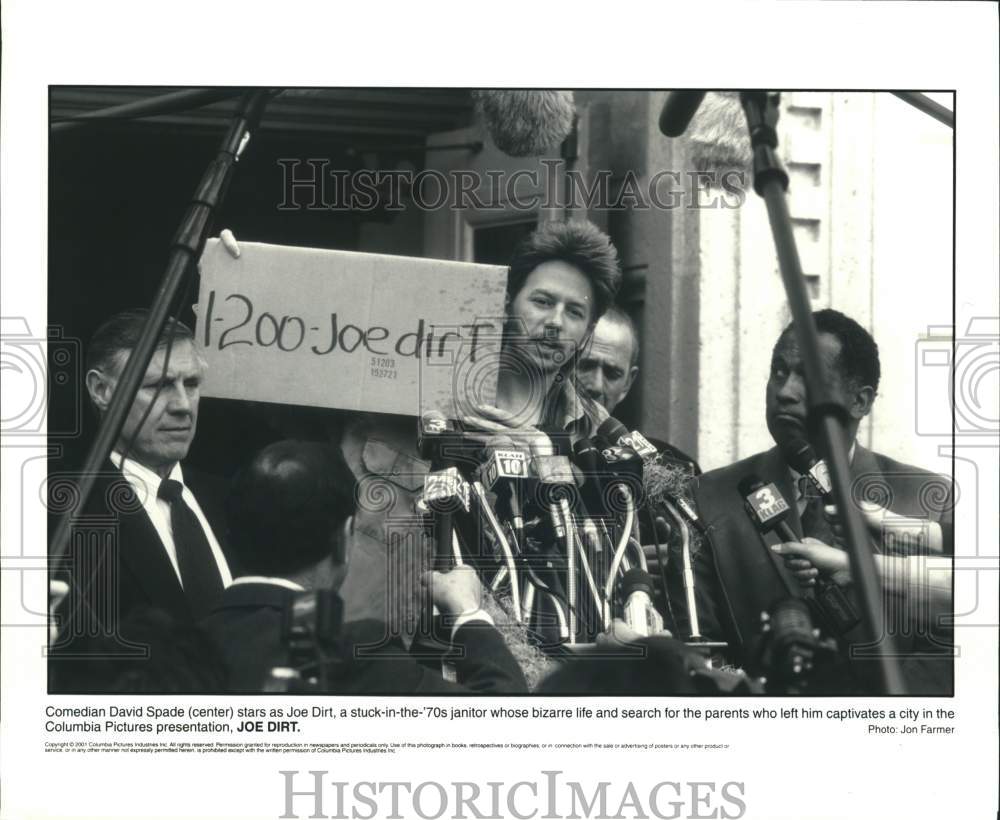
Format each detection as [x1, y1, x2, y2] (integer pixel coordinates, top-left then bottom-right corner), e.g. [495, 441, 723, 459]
[201, 440, 528, 694]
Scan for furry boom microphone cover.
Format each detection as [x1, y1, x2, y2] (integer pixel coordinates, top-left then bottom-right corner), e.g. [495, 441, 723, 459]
[686, 91, 754, 172]
[472, 90, 577, 157]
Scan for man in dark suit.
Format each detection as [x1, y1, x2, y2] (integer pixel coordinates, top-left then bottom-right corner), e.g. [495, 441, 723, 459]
[202, 440, 528, 694]
[53, 310, 234, 649]
[686, 309, 952, 694]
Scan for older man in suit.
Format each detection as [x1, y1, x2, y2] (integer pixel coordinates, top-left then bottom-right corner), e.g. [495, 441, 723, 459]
[53, 310, 234, 650]
[686, 309, 953, 694]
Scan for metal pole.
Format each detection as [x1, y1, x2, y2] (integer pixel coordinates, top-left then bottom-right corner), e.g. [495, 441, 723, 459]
[740, 92, 906, 695]
[48, 89, 275, 579]
[890, 92, 954, 129]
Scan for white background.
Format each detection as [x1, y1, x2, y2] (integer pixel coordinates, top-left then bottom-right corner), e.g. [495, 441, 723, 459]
[2, 2, 998, 819]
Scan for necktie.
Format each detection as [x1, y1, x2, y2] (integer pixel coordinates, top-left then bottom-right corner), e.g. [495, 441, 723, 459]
[797, 475, 836, 546]
[158, 479, 224, 616]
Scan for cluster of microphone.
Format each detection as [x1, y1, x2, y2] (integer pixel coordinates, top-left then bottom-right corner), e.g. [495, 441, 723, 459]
[414, 411, 697, 648]
[413, 411, 858, 691]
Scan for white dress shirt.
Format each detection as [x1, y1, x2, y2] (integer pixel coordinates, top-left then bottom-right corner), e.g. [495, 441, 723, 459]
[230, 576, 304, 592]
[110, 452, 233, 589]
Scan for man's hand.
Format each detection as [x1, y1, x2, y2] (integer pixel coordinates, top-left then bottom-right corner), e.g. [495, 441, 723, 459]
[771, 538, 849, 587]
[192, 230, 241, 320]
[219, 228, 241, 258]
[49, 580, 70, 643]
[824, 500, 943, 554]
[421, 565, 484, 618]
[459, 403, 549, 450]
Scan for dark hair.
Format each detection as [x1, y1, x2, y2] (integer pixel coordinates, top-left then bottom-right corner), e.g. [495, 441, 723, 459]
[779, 308, 881, 392]
[86, 309, 195, 375]
[507, 220, 621, 322]
[600, 305, 640, 367]
[226, 440, 357, 577]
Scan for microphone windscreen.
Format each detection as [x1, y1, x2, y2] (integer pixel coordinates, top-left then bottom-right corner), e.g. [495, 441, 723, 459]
[595, 415, 629, 446]
[644, 461, 703, 555]
[686, 91, 752, 173]
[778, 437, 816, 474]
[472, 90, 576, 157]
[644, 460, 696, 504]
[658, 91, 706, 137]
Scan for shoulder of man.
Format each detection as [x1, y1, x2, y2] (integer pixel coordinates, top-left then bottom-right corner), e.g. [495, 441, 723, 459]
[854, 445, 954, 524]
[695, 448, 774, 493]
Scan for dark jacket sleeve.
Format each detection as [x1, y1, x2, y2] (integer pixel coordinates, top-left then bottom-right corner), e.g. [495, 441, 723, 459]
[446, 621, 529, 693]
[347, 619, 529, 694]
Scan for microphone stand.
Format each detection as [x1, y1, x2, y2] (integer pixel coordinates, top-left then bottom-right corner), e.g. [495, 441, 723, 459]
[48, 89, 276, 587]
[738, 92, 905, 694]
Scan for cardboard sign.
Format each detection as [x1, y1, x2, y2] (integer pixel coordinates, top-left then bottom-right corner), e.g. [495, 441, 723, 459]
[196, 240, 507, 417]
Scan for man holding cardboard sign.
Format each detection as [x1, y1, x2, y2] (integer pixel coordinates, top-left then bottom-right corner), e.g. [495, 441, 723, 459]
[459, 220, 621, 444]
[198, 221, 622, 647]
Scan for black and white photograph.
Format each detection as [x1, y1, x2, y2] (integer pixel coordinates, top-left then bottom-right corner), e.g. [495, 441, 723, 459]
[2, 3, 997, 820]
[43, 85, 957, 697]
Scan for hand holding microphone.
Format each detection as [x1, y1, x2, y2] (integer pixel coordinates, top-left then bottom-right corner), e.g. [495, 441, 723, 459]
[770, 538, 847, 588]
[421, 565, 485, 618]
[825, 501, 944, 555]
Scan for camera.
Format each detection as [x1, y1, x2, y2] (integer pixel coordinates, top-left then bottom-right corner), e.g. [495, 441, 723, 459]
[0, 318, 82, 439]
[915, 317, 999, 437]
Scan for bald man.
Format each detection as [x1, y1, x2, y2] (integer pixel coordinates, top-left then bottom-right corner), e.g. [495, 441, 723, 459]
[576, 306, 699, 473]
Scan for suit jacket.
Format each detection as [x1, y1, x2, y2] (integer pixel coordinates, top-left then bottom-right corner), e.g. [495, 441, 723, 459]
[682, 444, 953, 695]
[51, 459, 234, 639]
[201, 582, 529, 694]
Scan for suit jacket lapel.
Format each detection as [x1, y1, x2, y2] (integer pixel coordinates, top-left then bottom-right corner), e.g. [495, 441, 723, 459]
[759, 446, 803, 539]
[100, 462, 191, 618]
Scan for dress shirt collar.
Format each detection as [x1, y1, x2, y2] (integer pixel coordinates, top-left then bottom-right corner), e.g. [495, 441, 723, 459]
[544, 373, 608, 440]
[109, 450, 183, 501]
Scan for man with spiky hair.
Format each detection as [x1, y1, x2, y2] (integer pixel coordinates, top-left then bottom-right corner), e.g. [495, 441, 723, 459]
[686, 309, 953, 694]
[461, 219, 622, 444]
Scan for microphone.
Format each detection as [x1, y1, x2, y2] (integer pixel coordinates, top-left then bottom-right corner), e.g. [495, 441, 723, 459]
[620, 568, 665, 638]
[599, 418, 708, 537]
[421, 466, 471, 564]
[595, 417, 658, 467]
[571, 438, 608, 518]
[595, 443, 644, 509]
[418, 410, 484, 484]
[417, 411, 461, 468]
[530, 436, 583, 642]
[479, 435, 529, 510]
[531, 451, 578, 542]
[780, 438, 834, 503]
[658, 91, 707, 137]
[738, 474, 860, 633]
[737, 474, 802, 598]
[471, 90, 576, 157]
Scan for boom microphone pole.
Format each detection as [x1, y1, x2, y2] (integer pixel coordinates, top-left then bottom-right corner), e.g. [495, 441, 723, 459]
[736, 92, 904, 694]
[48, 89, 276, 584]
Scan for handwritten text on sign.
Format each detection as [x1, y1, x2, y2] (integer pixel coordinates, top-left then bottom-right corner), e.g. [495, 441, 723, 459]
[196, 240, 508, 416]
